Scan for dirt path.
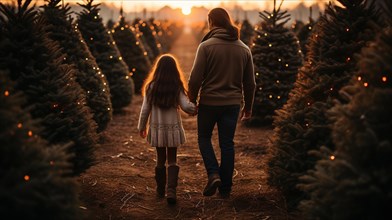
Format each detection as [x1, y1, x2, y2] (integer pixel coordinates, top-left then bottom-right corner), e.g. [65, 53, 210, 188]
[79, 28, 289, 220]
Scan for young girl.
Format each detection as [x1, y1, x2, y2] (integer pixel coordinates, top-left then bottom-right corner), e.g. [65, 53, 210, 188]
[138, 54, 196, 204]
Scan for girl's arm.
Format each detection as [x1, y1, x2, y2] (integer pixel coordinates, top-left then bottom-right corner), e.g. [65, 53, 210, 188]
[137, 96, 152, 136]
[179, 91, 196, 115]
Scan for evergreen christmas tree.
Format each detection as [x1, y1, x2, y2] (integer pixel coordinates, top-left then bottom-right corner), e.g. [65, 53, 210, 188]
[240, 17, 254, 47]
[149, 18, 169, 53]
[296, 7, 317, 57]
[0, 0, 98, 175]
[106, 18, 115, 30]
[133, 19, 155, 63]
[298, 1, 392, 219]
[0, 70, 81, 219]
[159, 20, 182, 52]
[134, 18, 162, 62]
[291, 20, 304, 35]
[250, 0, 303, 125]
[268, 0, 382, 208]
[77, 0, 134, 111]
[40, 0, 112, 132]
[113, 14, 151, 94]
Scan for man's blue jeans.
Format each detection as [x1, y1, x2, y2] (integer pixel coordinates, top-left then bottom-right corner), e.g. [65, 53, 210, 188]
[197, 104, 241, 193]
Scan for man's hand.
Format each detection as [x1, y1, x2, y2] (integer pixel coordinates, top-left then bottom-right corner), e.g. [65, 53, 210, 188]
[140, 130, 147, 138]
[240, 109, 252, 121]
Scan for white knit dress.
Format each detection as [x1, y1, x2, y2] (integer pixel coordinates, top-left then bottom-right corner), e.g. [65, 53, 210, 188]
[137, 91, 196, 148]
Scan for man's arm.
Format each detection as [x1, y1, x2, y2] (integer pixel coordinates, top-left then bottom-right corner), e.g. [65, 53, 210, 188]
[241, 51, 256, 121]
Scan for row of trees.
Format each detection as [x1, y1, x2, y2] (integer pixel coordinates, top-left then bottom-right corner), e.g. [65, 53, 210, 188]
[247, 0, 392, 218]
[0, 0, 182, 218]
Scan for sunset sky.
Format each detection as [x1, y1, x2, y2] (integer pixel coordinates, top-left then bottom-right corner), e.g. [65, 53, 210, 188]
[98, 0, 326, 12]
[3, 0, 328, 13]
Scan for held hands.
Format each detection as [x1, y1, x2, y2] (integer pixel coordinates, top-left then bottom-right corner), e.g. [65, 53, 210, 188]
[240, 109, 252, 121]
[139, 130, 147, 138]
[189, 105, 199, 116]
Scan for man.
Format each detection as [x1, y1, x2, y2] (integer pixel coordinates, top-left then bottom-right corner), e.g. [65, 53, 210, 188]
[188, 7, 256, 198]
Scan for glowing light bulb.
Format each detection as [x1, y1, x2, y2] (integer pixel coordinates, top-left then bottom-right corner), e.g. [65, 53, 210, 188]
[382, 76, 387, 82]
[364, 82, 369, 87]
[17, 123, 22, 128]
[330, 155, 335, 160]
[24, 175, 30, 181]
[269, 44, 272, 47]
[357, 76, 362, 81]
[269, 95, 273, 99]
[28, 131, 33, 136]
[4, 90, 9, 96]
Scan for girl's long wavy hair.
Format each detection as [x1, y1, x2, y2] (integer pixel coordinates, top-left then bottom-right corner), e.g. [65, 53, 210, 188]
[208, 7, 239, 39]
[141, 54, 187, 108]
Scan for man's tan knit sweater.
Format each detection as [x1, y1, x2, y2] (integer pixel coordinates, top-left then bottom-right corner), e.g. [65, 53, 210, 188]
[188, 28, 256, 111]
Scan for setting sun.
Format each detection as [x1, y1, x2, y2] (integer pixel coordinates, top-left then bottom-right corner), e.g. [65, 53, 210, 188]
[181, 6, 192, 15]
